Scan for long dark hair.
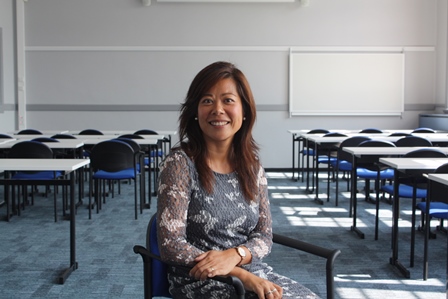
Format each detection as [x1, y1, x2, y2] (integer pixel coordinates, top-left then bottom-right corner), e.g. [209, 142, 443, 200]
[177, 61, 260, 202]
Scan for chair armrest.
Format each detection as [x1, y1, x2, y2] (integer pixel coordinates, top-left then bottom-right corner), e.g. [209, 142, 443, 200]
[273, 233, 341, 299]
[133, 244, 246, 299]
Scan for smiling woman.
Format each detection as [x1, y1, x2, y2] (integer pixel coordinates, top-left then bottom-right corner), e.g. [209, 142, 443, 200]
[156, 61, 321, 299]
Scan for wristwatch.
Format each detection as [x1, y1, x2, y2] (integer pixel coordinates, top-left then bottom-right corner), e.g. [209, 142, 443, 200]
[235, 246, 246, 266]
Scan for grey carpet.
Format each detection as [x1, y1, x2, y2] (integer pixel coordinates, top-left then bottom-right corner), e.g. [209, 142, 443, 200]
[0, 171, 445, 298]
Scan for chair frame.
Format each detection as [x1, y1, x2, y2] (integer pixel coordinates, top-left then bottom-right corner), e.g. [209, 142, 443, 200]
[134, 214, 341, 299]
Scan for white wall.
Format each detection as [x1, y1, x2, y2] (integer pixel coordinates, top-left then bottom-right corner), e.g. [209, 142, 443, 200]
[6, 0, 448, 167]
[0, 0, 17, 132]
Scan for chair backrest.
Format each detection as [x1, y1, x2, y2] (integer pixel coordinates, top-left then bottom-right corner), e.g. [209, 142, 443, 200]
[146, 214, 171, 298]
[388, 132, 411, 137]
[119, 134, 144, 140]
[412, 127, 435, 133]
[90, 140, 135, 172]
[17, 129, 43, 135]
[395, 136, 433, 147]
[8, 140, 53, 159]
[32, 137, 60, 143]
[430, 163, 448, 203]
[359, 128, 383, 134]
[403, 148, 447, 158]
[115, 138, 142, 154]
[357, 139, 396, 166]
[135, 129, 158, 135]
[338, 136, 371, 162]
[79, 129, 103, 135]
[51, 134, 77, 139]
[0, 133, 13, 139]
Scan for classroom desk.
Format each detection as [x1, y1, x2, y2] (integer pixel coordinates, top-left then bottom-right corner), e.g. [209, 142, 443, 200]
[0, 158, 90, 284]
[425, 173, 448, 283]
[304, 134, 403, 204]
[378, 157, 448, 278]
[83, 138, 159, 208]
[343, 147, 448, 239]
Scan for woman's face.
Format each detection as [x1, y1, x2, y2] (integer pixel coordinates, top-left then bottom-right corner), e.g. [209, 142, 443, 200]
[197, 78, 244, 146]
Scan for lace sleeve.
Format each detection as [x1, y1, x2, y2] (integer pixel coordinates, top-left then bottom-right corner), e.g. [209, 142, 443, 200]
[244, 166, 273, 262]
[156, 151, 204, 266]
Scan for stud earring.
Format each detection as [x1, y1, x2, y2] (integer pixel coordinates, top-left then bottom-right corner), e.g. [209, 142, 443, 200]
[243, 117, 246, 121]
[195, 117, 198, 120]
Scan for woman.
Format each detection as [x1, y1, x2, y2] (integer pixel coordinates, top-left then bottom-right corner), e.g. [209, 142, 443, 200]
[157, 61, 319, 299]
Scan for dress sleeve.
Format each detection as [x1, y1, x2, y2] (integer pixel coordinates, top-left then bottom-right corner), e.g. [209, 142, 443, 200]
[156, 151, 204, 266]
[243, 166, 273, 263]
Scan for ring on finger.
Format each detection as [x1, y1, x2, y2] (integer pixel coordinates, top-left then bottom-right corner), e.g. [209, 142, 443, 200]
[266, 288, 277, 296]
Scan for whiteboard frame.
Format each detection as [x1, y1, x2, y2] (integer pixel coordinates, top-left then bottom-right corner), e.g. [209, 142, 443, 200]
[289, 47, 406, 117]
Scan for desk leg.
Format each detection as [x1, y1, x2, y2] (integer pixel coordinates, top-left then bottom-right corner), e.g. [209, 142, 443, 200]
[389, 170, 410, 278]
[58, 172, 78, 284]
[350, 156, 364, 239]
[292, 134, 296, 181]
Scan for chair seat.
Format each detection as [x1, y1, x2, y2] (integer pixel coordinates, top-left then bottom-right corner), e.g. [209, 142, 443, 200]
[332, 160, 352, 171]
[12, 171, 62, 180]
[317, 156, 338, 164]
[300, 149, 314, 156]
[93, 168, 135, 180]
[382, 184, 426, 198]
[357, 168, 394, 180]
[416, 202, 448, 219]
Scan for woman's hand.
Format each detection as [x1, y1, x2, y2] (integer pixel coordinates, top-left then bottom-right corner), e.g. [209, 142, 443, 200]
[189, 249, 240, 280]
[240, 272, 283, 299]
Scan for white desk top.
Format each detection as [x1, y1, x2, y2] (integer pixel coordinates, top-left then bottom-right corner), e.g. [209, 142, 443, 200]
[343, 146, 448, 156]
[0, 158, 90, 172]
[0, 139, 84, 149]
[379, 158, 448, 170]
[82, 138, 158, 145]
[427, 173, 448, 185]
[73, 134, 164, 140]
[9, 130, 69, 135]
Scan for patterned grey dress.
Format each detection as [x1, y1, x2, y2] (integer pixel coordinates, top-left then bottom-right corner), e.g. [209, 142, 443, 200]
[157, 149, 319, 299]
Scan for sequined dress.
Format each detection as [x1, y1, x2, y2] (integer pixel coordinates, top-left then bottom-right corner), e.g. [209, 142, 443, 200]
[157, 149, 319, 299]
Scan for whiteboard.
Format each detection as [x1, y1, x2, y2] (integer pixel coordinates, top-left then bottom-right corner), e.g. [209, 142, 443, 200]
[289, 52, 404, 116]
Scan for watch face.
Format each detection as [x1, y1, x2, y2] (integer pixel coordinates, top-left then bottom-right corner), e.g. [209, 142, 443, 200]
[238, 247, 246, 257]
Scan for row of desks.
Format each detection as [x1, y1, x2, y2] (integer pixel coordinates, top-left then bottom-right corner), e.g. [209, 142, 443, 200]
[289, 129, 448, 283]
[0, 130, 177, 284]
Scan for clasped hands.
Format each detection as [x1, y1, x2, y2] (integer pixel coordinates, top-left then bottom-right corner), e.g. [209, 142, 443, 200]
[189, 249, 283, 299]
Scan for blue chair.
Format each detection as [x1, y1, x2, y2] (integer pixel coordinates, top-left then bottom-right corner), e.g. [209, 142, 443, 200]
[300, 129, 330, 184]
[381, 148, 447, 266]
[333, 136, 371, 206]
[7, 140, 63, 222]
[417, 162, 448, 280]
[315, 132, 347, 201]
[89, 139, 143, 220]
[134, 213, 341, 299]
[355, 139, 396, 240]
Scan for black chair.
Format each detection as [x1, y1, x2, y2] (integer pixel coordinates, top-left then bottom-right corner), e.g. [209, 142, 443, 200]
[0, 133, 13, 138]
[381, 149, 448, 267]
[355, 140, 396, 240]
[300, 129, 330, 184]
[78, 129, 104, 158]
[394, 135, 433, 147]
[412, 127, 435, 134]
[315, 132, 347, 202]
[134, 213, 341, 299]
[16, 129, 42, 135]
[51, 134, 79, 158]
[419, 163, 448, 280]
[89, 139, 143, 219]
[134, 129, 166, 159]
[333, 136, 371, 206]
[359, 128, 383, 134]
[388, 132, 412, 137]
[7, 140, 63, 222]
